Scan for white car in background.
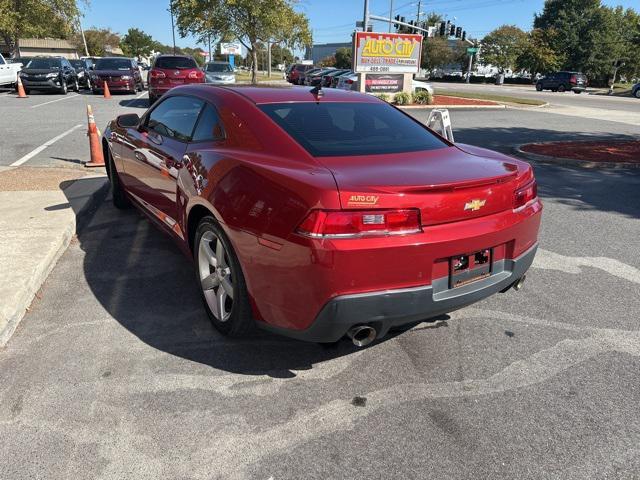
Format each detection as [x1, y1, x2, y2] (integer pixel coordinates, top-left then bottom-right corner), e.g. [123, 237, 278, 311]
[0, 53, 23, 88]
[203, 61, 236, 84]
[337, 72, 358, 90]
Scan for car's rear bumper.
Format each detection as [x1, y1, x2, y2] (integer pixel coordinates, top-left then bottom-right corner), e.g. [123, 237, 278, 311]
[258, 243, 538, 343]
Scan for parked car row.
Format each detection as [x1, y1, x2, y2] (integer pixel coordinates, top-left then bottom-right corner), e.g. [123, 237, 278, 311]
[286, 64, 359, 90]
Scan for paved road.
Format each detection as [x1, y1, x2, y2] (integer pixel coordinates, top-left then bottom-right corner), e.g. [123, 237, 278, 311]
[0, 89, 149, 167]
[433, 81, 640, 112]
[1, 111, 639, 477]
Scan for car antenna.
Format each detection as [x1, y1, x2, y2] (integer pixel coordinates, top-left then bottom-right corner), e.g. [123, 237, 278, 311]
[310, 84, 324, 98]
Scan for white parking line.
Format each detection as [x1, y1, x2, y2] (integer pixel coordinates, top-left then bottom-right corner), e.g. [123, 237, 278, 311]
[10, 124, 83, 166]
[30, 93, 80, 109]
[124, 91, 148, 107]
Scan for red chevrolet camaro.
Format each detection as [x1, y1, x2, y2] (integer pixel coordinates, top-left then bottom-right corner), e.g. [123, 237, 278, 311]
[103, 85, 542, 346]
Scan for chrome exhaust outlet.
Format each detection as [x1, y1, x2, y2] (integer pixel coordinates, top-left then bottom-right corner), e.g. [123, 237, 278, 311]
[347, 325, 377, 347]
[513, 275, 526, 291]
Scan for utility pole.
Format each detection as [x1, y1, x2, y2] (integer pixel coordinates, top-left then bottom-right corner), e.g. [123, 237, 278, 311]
[466, 52, 473, 84]
[363, 0, 370, 31]
[77, 17, 89, 57]
[388, 0, 394, 33]
[169, 2, 176, 55]
[207, 35, 212, 61]
[415, 0, 422, 23]
[267, 42, 272, 78]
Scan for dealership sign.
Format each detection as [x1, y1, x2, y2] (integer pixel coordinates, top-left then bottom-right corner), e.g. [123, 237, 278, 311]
[364, 74, 404, 93]
[220, 42, 242, 55]
[354, 32, 423, 74]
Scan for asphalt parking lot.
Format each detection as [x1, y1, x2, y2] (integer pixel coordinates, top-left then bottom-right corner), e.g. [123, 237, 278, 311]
[1, 86, 639, 479]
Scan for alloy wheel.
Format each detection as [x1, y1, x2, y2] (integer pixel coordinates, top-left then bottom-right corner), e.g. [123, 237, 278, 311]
[198, 231, 234, 322]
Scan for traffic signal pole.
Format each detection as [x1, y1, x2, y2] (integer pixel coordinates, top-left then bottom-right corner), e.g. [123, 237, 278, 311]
[363, 0, 370, 31]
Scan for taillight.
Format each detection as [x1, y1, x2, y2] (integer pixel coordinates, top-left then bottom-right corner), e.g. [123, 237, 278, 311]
[150, 70, 166, 79]
[188, 70, 204, 79]
[514, 180, 537, 210]
[346, 79, 354, 84]
[296, 209, 422, 238]
[570, 75, 577, 84]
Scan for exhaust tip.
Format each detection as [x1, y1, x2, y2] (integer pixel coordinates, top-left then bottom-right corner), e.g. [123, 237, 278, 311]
[347, 325, 377, 347]
[513, 275, 526, 291]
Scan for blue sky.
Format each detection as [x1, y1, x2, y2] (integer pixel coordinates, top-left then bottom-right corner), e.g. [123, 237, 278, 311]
[81, 0, 639, 50]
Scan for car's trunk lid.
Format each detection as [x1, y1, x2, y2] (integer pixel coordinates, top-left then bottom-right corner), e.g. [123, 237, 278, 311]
[319, 146, 521, 226]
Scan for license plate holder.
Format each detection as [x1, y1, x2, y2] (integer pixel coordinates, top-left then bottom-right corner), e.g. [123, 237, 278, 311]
[449, 248, 493, 289]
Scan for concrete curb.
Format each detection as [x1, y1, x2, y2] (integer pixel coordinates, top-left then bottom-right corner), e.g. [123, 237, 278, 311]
[513, 145, 640, 170]
[0, 176, 109, 348]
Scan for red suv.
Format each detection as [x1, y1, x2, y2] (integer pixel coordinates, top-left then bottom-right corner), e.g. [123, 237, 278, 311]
[148, 55, 204, 104]
[286, 63, 315, 85]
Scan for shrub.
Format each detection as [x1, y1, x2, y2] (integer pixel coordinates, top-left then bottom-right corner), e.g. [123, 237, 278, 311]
[393, 92, 411, 105]
[374, 93, 389, 102]
[412, 90, 433, 105]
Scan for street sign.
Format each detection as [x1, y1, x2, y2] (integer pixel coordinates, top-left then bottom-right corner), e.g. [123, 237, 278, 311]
[467, 47, 479, 54]
[220, 42, 242, 55]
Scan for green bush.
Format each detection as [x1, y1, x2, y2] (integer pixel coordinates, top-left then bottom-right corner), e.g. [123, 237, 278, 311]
[374, 93, 389, 102]
[412, 90, 433, 105]
[393, 92, 411, 105]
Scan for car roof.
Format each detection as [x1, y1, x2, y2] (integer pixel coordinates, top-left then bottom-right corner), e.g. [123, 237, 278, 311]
[176, 84, 378, 105]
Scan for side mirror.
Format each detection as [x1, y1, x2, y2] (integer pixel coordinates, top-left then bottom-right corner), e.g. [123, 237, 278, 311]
[116, 113, 140, 128]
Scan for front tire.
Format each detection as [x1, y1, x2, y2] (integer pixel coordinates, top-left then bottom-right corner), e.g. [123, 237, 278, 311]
[634, 89, 640, 99]
[194, 217, 253, 337]
[107, 147, 131, 209]
[536, 83, 543, 91]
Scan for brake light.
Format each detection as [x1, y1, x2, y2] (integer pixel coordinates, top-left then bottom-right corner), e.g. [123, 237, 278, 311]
[296, 209, 422, 238]
[570, 74, 577, 84]
[150, 70, 166, 79]
[514, 180, 537, 209]
[188, 70, 204, 79]
[346, 79, 354, 84]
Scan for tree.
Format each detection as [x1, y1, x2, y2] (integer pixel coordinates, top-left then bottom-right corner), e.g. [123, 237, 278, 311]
[0, 0, 81, 56]
[334, 47, 352, 69]
[516, 28, 560, 80]
[270, 43, 294, 67]
[534, 0, 640, 85]
[171, 0, 312, 83]
[78, 27, 120, 57]
[121, 28, 154, 60]
[480, 25, 528, 73]
[421, 36, 454, 72]
[319, 55, 336, 67]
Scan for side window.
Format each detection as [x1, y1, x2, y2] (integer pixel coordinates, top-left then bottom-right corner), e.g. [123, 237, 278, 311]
[146, 96, 204, 142]
[192, 104, 225, 142]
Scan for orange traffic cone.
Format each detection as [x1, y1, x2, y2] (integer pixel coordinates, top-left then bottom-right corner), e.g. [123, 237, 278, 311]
[16, 75, 28, 98]
[85, 105, 105, 168]
[103, 81, 111, 99]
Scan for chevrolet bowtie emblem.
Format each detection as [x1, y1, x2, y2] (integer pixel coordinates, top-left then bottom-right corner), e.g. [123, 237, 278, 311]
[464, 199, 486, 211]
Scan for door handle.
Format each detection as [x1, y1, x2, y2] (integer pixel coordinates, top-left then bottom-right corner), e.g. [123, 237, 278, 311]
[134, 151, 146, 162]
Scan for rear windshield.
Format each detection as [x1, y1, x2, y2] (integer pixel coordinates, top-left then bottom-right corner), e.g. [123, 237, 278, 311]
[95, 58, 131, 70]
[260, 102, 448, 157]
[154, 56, 197, 69]
[26, 58, 61, 69]
[206, 63, 232, 73]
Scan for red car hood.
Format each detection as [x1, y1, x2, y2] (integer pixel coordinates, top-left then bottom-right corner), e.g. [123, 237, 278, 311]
[318, 145, 529, 226]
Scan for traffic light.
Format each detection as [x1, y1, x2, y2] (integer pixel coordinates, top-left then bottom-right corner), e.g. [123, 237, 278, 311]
[455, 27, 462, 38]
[450, 24, 456, 36]
[409, 20, 416, 34]
[462, 31, 466, 41]
[394, 15, 400, 29]
[439, 22, 446, 36]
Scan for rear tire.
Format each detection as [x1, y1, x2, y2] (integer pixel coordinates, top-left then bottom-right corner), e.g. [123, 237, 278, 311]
[24, 88, 30, 95]
[535, 83, 543, 91]
[108, 147, 131, 210]
[148, 93, 157, 105]
[635, 89, 640, 99]
[558, 84, 566, 92]
[194, 217, 254, 337]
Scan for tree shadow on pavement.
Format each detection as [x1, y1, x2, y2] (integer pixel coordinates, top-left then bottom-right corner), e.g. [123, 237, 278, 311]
[455, 126, 640, 220]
